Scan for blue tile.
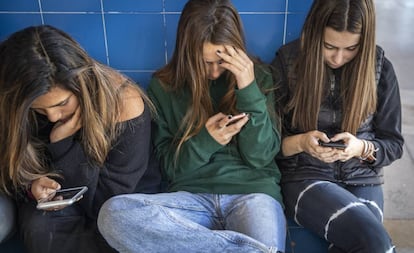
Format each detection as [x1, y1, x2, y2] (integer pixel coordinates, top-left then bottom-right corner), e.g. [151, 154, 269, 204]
[103, 0, 163, 12]
[121, 71, 154, 89]
[105, 14, 165, 70]
[42, 14, 107, 64]
[164, 0, 187, 12]
[233, 0, 286, 12]
[164, 14, 180, 62]
[41, 0, 101, 12]
[0, 0, 40, 12]
[285, 13, 307, 44]
[0, 14, 42, 41]
[288, 0, 313, 12]
[241, 14, 285, 63]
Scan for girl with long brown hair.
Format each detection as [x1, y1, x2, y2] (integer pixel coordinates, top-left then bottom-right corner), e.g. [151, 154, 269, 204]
[272, 0, 403, 252]
[0, 25, 160, 253]
[98, 0, 285, 252]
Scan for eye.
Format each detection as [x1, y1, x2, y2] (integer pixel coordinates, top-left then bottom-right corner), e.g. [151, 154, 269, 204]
[323, 43, 335, 50]
[32, 108, 46, 115]
[58, 95, 72, 106]
[346, 45, 359, 51]
[60, 99, 69, 106]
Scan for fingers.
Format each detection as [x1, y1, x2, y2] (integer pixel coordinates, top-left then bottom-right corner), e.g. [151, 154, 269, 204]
[50, 105, 82, 143]
[205, 112, 249, 145]
[31, 177, 61, 201]
[216, 45, 254, 89]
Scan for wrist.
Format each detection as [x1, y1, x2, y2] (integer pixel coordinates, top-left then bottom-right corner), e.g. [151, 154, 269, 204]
[359, 140, 378, 163]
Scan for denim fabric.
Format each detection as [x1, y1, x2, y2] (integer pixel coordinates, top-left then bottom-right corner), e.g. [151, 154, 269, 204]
[0, 192, 16, 243]
[282, 180, 395, 253]
[98, 191, 286, 253]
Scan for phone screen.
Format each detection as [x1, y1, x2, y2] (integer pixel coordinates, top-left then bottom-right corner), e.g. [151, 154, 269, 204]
[319, 140, 347, 149]
[36, 186, 88, 210]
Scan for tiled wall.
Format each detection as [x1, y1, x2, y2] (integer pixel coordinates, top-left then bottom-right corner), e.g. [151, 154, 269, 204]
[0, 0, 312, 88]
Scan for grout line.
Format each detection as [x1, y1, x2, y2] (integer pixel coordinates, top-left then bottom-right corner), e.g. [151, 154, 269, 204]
[99, 0, 110, 66]
[37, 0, 44, 24]
[282, 0, 289, 44]
[162, 0, 169, 64]
[0, 11, 288, 15]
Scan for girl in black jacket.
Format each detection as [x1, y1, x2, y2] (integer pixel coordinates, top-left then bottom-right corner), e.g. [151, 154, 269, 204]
[271, 0, 403, 252]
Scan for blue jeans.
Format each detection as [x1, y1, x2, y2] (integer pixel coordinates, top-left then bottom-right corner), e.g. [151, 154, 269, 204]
[98, 191, 286, 253]
[282, 180, 395, 253]
[0, 192, 16, 243]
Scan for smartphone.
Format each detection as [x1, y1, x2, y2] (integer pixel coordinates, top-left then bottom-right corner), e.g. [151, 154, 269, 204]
[319, 140, 347, 150]
[225, 113, 248, 126]
[36, 186, 88, 210]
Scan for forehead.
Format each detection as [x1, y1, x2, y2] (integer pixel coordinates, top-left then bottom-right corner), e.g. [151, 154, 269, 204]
[203, 42, 226, 61]
[31, 86, 71, 108]
[324, 27, 361, 48]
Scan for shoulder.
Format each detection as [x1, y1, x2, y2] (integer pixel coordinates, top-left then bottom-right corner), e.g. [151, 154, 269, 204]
[147, 77, 164, 94]
[147, 76, 175, 102]
[118, 82, 145, 122]
[277, 39, 300, 60]
[375, 45, 396, 83]
[271, 39, 300, 78]
[253, 63, 274, 91]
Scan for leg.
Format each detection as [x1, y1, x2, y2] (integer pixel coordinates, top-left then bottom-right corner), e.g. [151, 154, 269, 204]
[346, 184, 384, 222]
[18, 201, 115, 253]
[98, 191, 273, 253]
[282, 180, 395, 253]
[0, 192, 16, 243]
[223, 193, 286, 252]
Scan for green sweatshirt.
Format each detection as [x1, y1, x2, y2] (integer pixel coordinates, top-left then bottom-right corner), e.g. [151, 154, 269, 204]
[147, 65, 282, 204]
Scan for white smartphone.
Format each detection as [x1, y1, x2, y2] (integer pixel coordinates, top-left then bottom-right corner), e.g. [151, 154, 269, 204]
[36, 186, 88, 210]
[225, 113, 248, 126]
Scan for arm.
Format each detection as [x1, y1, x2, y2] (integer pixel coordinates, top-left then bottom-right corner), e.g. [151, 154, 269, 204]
[235, 68, 281, 168]
[46, 105, 154, 218]
[370, 57, 404, 166]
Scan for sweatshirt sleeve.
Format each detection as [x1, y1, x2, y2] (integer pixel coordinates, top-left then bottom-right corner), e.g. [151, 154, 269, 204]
[235, 66, 281, 168]
[46, 106, 154, 219]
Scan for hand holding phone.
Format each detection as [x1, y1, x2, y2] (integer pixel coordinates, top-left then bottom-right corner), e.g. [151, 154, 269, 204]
[36, 186, 88, 210]
[225, 113, 248, 126]
[319, 140, 347, 150]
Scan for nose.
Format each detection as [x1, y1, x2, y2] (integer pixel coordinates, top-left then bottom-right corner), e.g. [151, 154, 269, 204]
[209, 63, 223, 80]
[332, 50, 344, 65]
[45, 109, 62, 123]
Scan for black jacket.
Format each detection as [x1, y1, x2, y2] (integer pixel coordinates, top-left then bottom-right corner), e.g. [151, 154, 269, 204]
[271, 40, 404, 185]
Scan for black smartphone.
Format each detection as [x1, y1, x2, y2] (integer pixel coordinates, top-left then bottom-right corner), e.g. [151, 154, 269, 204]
[319, 140, 347, 150]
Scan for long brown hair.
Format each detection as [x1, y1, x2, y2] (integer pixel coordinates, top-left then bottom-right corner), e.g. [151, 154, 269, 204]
[0, 25, 151, 194]
[288, 0, 377, 134]
[154, 0, 247, 157]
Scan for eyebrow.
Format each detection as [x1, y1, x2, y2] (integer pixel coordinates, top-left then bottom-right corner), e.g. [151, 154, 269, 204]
[32, 95, 72, 109]
[324, 42, 360, 49]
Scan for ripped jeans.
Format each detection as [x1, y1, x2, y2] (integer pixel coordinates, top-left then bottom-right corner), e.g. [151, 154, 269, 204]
[282, 180, 395, 253]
